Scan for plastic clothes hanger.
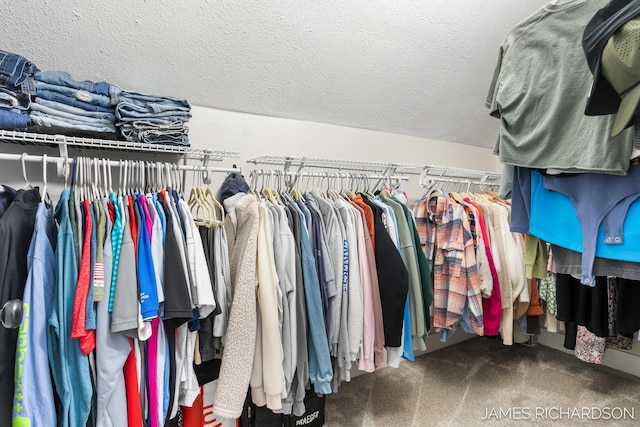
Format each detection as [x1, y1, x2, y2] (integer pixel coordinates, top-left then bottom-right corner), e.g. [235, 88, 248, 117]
[343, 173, 356, 199]
[76, 157, 83, 202]
[40, 154, 51, 204]
[262, 171, 278, 204]
[21, 153, 33, 190]
[102, 159, 110, 197]
[204, 186, 225, 224]
[193, 169, 215, 224]
[91, 158, 100, 201]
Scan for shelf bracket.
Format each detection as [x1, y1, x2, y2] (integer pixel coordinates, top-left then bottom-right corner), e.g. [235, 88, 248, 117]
[56, 140, 69, 179]
[202, 153, 211, 185]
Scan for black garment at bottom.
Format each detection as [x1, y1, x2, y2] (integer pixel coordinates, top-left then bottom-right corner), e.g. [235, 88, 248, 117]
[555, 273, 608, 337]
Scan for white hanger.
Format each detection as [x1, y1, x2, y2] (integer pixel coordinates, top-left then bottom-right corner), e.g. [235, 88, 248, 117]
[120, 160, 127, 196]
[102, 159, 109, 197]
[21, 153, 32, 190]
[41, 154, 48, 202]
[157, 161, 163, 191]
[76, 157, 83, 201]
[165, 163, 172, 191]
[91, 158, 99, 200]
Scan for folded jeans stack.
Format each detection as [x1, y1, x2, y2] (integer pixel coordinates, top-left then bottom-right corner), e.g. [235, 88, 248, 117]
[30, 70, 117, 135]
[111, 86, 191, 146]
[0, 51, 39, 130]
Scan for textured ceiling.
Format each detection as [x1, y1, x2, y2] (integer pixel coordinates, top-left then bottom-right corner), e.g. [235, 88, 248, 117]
[1, 0, 548, 148]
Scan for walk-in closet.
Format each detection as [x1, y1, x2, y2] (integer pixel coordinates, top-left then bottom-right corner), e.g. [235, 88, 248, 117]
[1, 1, 639, 426]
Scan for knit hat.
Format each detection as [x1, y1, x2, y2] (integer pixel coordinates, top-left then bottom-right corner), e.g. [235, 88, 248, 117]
[601, 18, 640, 136]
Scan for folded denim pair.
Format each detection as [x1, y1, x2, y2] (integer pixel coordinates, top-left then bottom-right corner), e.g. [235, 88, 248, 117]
[37, 88, 114, 113]
[31, 98, 116, 122]
[118, 120, 189, 146]
[0, 86, 30, 110]
[115, 102, 191, 123]
[34, 70, 111, 97]
[35, 81, 112, 108]
[128, 133, 189, 146]
[0, 51, 39, 87]
[110, 86, 190, 109]
[0, 109, 31, 129]
[30, 112, 116, 133]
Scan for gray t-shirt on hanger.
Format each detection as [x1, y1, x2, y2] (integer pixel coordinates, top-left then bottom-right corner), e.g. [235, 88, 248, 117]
[486, 0, 634, 175]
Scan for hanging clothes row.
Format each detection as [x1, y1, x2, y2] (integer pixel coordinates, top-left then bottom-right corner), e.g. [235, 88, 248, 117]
[412, 180, 542, 347]
[0, 154, 240, 427]
[211, 169, 433, 420]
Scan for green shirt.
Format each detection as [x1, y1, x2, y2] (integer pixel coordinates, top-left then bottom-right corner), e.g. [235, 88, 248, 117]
[486, 0, 633, 175]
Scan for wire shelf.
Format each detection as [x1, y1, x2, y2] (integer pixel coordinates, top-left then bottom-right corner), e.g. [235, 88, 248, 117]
[0, 130, 240, 160]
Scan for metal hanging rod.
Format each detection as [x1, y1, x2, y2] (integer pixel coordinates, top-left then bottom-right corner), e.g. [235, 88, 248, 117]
[0, 152, 241, 176]
[0, 129, 240, 160]
[420, 176, 500, 190]
[251, 169, 409, 181]
[248, 155, 418, 191]
[250, 169, 408, 192]
[421, 164, 501, 180]
[247, 155, 419, 173]
[420, 165, 501, 191]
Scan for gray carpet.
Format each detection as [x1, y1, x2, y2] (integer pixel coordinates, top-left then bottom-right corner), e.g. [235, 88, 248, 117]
[325, 337, 640, 426]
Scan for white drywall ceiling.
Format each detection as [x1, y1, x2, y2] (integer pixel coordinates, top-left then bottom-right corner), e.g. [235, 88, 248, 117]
[1, 0, 548, 148]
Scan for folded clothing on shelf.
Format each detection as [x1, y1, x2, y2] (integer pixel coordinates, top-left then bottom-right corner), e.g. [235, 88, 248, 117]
[0, 51, 38, 129]
[30, 70, 117, 134]
[111, 86, 191, 146]
[0, 50, 39, 91]
[0, 50, 192, 146]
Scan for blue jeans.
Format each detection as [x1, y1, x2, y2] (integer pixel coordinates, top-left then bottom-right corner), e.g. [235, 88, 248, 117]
[121, 131, 189, 145]
[110, 86, 190, 109]
[34, 70, 110, 97]
[36, 89, 113, 113]
[32, 98, 115, 121]
[0, 110, 31, 129]
[0, 87, 30, 110]
[115, 103, 190, 122]
[0, 51, 39, 87]
[118, 121, 189, 145]
[34, 82, 111, 108]
[30, 113, 116, 133]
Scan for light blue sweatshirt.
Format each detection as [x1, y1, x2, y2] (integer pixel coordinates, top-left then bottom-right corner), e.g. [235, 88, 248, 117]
[289, 201, 333, 394]
[12, 202, 57, 426]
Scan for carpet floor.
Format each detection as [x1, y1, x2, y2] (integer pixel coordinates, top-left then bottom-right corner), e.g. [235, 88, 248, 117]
[324, 337, 640, 427]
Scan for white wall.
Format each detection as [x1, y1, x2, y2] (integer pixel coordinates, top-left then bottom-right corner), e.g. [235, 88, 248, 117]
[186, 105, 500, 198]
